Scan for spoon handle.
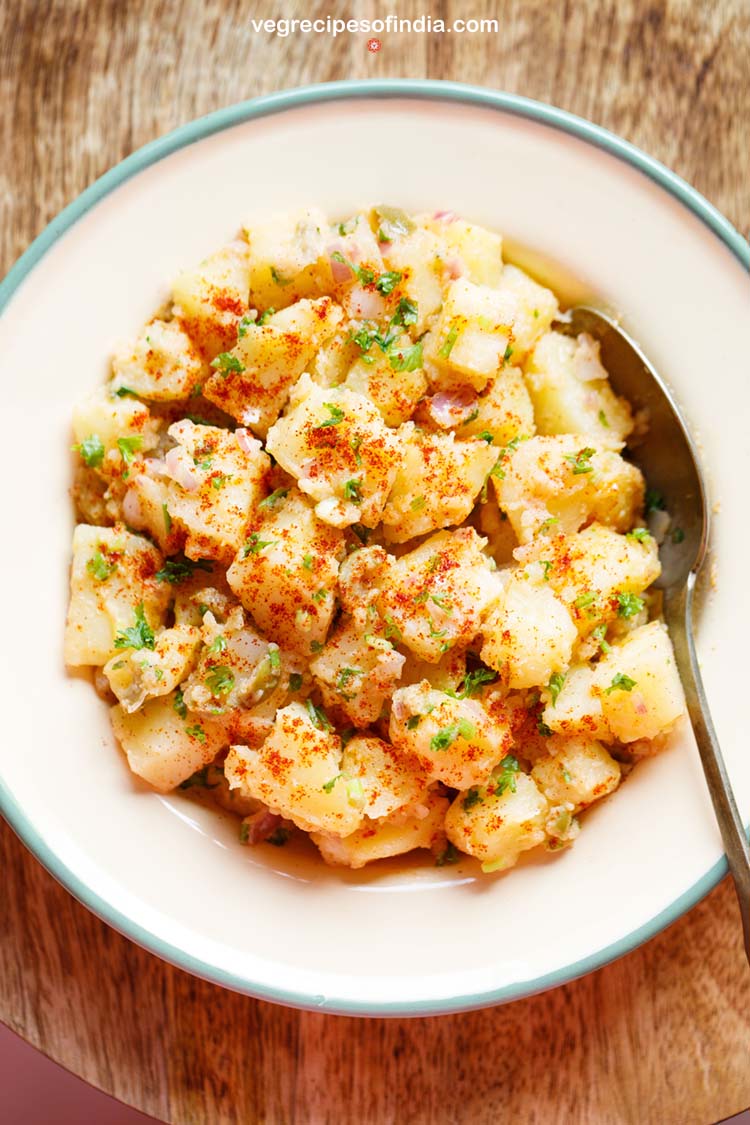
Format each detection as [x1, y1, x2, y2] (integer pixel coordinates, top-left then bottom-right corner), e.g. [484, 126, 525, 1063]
[664, 573, 750, 964]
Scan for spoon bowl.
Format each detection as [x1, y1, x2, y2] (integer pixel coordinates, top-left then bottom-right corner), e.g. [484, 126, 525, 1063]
[557, 305, 750, 962]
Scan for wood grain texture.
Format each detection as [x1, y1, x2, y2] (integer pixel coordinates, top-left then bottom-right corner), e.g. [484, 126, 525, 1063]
[2, 1, 749, 1122]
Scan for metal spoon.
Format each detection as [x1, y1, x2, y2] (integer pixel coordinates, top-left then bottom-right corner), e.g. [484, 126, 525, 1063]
[556, 306, 750, 964]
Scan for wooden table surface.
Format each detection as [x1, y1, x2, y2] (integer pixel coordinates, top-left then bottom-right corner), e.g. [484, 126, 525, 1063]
[2, 2, 750, 1122]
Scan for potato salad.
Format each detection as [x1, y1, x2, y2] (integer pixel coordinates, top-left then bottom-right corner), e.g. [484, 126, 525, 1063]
[65, 206, 686, 873]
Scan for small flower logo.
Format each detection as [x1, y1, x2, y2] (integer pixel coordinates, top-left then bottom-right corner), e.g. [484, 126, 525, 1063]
[367, 38, 382, 53]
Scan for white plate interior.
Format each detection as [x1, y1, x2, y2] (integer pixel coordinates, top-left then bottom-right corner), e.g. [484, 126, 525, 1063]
[2, 94, 750, 1012]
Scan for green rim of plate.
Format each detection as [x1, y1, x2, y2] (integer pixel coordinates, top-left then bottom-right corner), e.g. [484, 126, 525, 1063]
[1, 79, 749, 1018]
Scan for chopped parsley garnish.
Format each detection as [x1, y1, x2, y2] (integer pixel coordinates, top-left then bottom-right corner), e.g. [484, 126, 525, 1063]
[237, 313, 255, 338]
[383, 615, 402, 642]
[179, 766, 218, 790]
[598, 409, 610, 428]
[288, 672, 303, 691]
[210, 352, 245, 377]
[322, 773, 342, 794]
[155, 557, 213, 584]
[627, 527, 651, 543]
[113, 385, 138, 398]
[645, 488, 665, 513]
[73, 433, 105, 468]
[302, 554, 314, 570]
[430, 719, 475, 752]
[162, 503, 172, 533]
[428, 620, 447, 640]
[257, 308, 275, 326]
[350, 435, 363, 466]
[335, 667, 362, 699]
[617, 592, 645, 618]
[210, 473, 231, 490]
[267, 648, 281, 670]
[455, 667, 497, 698]
[117, 435, 142, 465]
[671, 527, 685, 544]
[319, 402, 345, 427]
[574, 592, 597, 610]
[374, 270, 403, 295]
[539, 517, 559, 534]
[311, 587, 327, 603]
[173, 688, 187, 719]
[267, 827, 290, 846]
[562, 767, 573, 783]
[438, 325, 459, 358]
[209, 635, 227, 654]
[310, 640, 323, 653]
[462, 788, 483, 812]
[242, 533, 277, 556]
[389, 340, 423, 372]
[406, 715, 421, 730]
[205, 665, 235, 696]
[258, 488, 289, 509]
[114, 603, 155, 651]
[503, 344, 514, 364]
[591, 624, 612, 654]
[270, 265, 292, 286]
[305, 698, 333, 731]
[410, 495, 426, 511]
[565, 447, 596, 474]
[392, 297, 418, 327]
[430, 594, 452, 614]
[185, 724, 207, 743]
[478, 431, 495, 444]
[86, 550, 116, 582]
[605, 673, 637, 694]
[343, 479, 362, 503]
[547, 672, 566, 705]
[540, 560, 553, 581]
[435, 842, 460, 867]
[493, 754, 520, 796]
[330, 251, 375, 286]
[537, 719, 553, 737]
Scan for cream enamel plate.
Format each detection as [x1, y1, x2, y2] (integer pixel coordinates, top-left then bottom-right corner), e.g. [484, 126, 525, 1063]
[2, 81, 749, 1015]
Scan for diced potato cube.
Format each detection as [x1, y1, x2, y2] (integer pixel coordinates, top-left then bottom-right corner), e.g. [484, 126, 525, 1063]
[540, 664, 610, 740]
[104, 624, 202, 713]
[542, 523, 661, 636]
[425, 278, 514, 391]
[377, 528, 502, 662]
[312, 790, 448, 869]
[398, 648, 467, 694]
[172, 241, 250, 359]
[72, 387, 160, 472]
[265, 374, 401, 529]
[390, 682, 513, 789]
[445, 771, 548, 872]
[337, 545, 390, 628]
[308, 327, 361, 388]
[122, 472, 184, 555]
[419, 213, 504, 286]
[203, 297, 344, 436]
[111, 317, 206, 401]
[245, 208, 331, 310]
[380, 228, 444, 333]
[164, 421, 270, 562]
[340, 734, 430, 819]
[381, 428, 497, 543]
[226, 487, 344, 658]
[328, 217, 389, 321]
[592, 621, 686, 742]
[224, 702, 363, 836]
[492, 434, 645, 543]
[111, 692, 226, 792]
[64, 524, 170, 666]
[525, 331, 633, 444]
[531, 738, 621, 810]
[480, 571, 577, 689]
[343, 333, 427, 425]
[456, 366, 535, 447]
[310, 618, 405, 726]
